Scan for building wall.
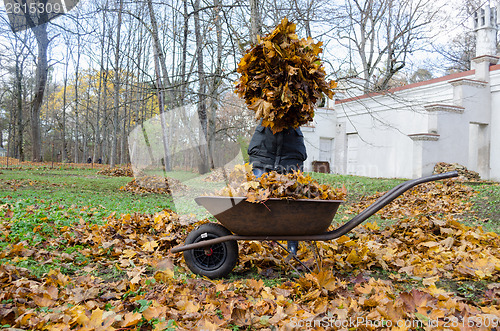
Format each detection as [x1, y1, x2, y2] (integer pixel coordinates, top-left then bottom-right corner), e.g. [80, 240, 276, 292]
[333, 65, 500, 180]
[335, 79, 455, 178]
[302, 108, 336, 172]
[490, 66, 500, 180]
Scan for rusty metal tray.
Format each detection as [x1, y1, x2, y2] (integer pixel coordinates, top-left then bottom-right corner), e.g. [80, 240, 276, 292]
[195, 196, 342, 236]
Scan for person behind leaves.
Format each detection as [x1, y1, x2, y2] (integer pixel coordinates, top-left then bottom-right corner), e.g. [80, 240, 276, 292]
[247, 123, 306, 255]
[238, 18, 336, 256]
[248, 122, 306, 177]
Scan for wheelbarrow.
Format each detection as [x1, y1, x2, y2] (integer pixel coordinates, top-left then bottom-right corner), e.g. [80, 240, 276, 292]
[171, 171, 458, 278]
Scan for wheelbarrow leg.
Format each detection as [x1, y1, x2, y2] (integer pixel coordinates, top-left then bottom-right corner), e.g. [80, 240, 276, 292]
[287, 241, 299, 255]
[269, 241, 313, 274]
[307, 241, 323, 273]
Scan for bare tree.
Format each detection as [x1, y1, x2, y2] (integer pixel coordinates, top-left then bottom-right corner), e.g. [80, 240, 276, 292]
[249, 0, 262, 43]
[110, 0, 123, 168]
[30, 22, 50, 161]
[147, 0, 172, 171]
[335, 0, 437, 93]
[440, 32, 477, 72]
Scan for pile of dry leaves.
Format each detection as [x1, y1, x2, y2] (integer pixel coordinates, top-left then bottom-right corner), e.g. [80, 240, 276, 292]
[0, 157, 21, 165]
[97, 167, 134, 177]
[203, 168, 227, 182]
[119, 176, 186, 195]
[217, 164, 346, 202]
[234, 18, 336, 133]
[434, 162, 481, 181]
[348, 179, 477, 219]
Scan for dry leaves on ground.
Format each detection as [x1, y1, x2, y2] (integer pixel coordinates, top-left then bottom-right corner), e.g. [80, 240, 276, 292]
[1, 177, 499, 329]
[203, 168, 227, 182]
[97, 167, 134, 177]
[119, 176, 186, 195]
[0, 209, 499, 330]
[0, 156, 21, 165]
[0, 179, 63, 191]
[348, 180, 477, 220]
[434, 162, 481, 181]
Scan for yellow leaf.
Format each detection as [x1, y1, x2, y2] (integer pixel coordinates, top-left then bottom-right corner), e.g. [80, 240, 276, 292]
[154, 269, 175, 283]
[336, 235, 351, 244]
[33, 294, 55, 308]
[422, 276, 439, 286]
[142, 305, 167, 321]
[142, 240, 159, 252]
[346, 249, 362, 264]
[177, 300, 200, 314]
[122, 249, 137, 258]
[120, 312, 142, 327]
[364, 221, 379, 231]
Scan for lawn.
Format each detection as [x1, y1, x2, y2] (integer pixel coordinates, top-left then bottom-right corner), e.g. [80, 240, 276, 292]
[0, 165, 499, 330]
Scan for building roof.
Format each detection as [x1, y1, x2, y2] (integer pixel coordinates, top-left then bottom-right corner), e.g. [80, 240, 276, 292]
[336, 63, 500, 105]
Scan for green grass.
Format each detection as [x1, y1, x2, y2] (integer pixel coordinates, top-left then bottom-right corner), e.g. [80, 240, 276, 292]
[309, 172, 406, 199]
[467, 182, 500, 232]
[0, 168, 174, 217]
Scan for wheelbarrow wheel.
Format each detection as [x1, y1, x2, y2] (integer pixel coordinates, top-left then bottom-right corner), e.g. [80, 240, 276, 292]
[183, 223, 238, 279]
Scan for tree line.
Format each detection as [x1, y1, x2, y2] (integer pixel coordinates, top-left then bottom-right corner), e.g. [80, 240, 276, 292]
[0, 0, 484, 169]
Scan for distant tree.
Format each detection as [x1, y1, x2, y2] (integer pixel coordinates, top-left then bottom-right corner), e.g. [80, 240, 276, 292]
[446, 34, 476, 72]
[409, 68, 433, 83]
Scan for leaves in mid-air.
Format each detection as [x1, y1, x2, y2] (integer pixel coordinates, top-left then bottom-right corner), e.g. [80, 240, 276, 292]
[235, 18, 337, 133]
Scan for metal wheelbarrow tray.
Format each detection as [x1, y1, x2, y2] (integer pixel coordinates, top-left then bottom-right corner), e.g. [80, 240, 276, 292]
[171, 171, 458, 278]
[193, 196, 343, 236]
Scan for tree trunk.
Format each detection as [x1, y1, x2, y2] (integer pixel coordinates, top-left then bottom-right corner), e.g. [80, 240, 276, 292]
[110, 0, 123, 168]
[62, 46, 69, 162]
[93, 0, 108, 163]
[101, 70, 109, 163]
[74, 36, 81, 163]
[208, 0, 223, 169]
[249, 0, 262, 44]
[31, 23, 49, 162]
[15, 56, 24, 161]
[180, 0, 189, 101]
[83, 76, 91, 162]
[147, 0, 171, 172]
[194, 0, 210, 174]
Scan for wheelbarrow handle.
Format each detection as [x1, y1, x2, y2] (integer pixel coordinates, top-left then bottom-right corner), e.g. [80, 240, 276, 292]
[325, 170, 459, 239]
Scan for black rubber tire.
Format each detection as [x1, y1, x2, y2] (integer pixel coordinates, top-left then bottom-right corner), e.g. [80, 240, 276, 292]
[183, 223, 238, 279]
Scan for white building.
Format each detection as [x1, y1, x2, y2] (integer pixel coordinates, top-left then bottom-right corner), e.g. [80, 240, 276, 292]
[302, 107, 337, 173]
[303, 4, 500, 180]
